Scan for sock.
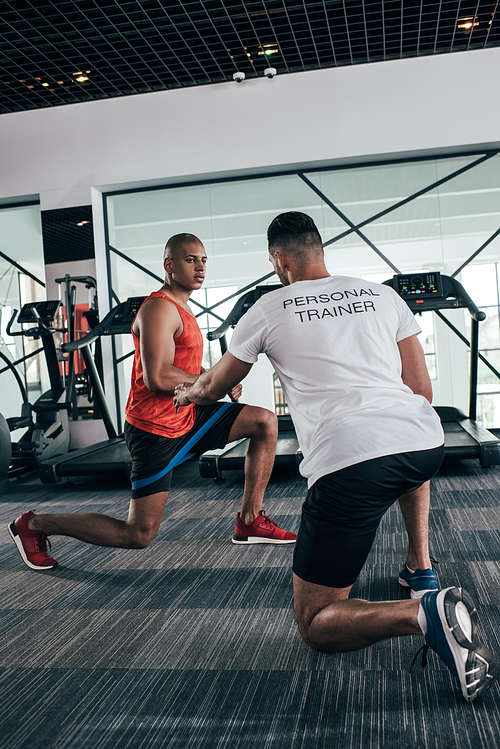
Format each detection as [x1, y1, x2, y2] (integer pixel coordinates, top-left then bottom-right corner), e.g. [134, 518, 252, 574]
[406, 565, 415, 574]
[417, 602, 428, 635]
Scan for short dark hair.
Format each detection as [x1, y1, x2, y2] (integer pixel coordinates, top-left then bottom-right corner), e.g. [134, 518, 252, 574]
[267, 212, 323, 262]
[164, 233, 202, 260]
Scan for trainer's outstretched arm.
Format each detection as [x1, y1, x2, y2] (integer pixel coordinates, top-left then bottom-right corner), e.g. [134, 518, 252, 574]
[174, 352, 252, 410]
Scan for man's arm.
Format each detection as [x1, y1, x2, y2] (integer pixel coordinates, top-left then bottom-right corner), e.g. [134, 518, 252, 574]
[398, 334, 433, 403]
[174, 352, 253, 409]
[135, 298, 200, 394]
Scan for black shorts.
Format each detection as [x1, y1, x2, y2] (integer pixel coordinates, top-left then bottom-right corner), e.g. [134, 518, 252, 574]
[292, 445, 445, 589]
[124, 401, 245, 498]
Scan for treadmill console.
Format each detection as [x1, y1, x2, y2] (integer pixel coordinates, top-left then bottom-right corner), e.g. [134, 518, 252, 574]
[18, 300, 61, 324]
[234, 285, 282, 325]
[256, 285, 281, 299]
[386, 272, 485, 319]
[394, 273, 443, 299]
[99, 296, 147, 336]
[123, 296, 147, 323]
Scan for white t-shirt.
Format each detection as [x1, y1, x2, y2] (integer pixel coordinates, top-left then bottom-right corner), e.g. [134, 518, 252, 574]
[229, 275, 444, 487]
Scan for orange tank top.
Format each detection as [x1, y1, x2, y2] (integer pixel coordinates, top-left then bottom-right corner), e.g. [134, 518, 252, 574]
[125, 291, 204, 438]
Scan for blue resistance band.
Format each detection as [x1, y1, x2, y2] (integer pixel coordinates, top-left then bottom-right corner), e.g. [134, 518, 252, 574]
[132, 401, 233, 491]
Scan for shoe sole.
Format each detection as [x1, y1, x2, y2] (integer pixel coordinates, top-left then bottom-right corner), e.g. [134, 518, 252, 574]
[232, 536, 296, 545]
[7, 521, 55, 571]
[398, 576, 436, 599]
[439, 587, 500, 702]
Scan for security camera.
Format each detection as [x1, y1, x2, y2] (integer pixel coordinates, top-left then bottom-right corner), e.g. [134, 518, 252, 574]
[264, 67, 277, 79]
[233, 71, 245, 83]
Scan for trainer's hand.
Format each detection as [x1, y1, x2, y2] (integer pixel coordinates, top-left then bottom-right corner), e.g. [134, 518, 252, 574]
[228, 383, 242, 402]
[173, 383, 191, 413]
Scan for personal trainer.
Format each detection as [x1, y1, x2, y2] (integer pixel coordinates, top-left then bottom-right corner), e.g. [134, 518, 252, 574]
[8, 233, 295, 571]
[173, 212, 499, 701]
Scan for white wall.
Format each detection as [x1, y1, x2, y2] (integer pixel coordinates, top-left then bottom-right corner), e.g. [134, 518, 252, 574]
[45, 259, 97, 302]
[0, 47, 499, 211]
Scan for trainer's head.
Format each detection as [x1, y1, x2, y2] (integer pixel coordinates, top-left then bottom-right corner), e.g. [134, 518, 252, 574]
[267, 212, 324, 284]
[268, 212, 323, 259]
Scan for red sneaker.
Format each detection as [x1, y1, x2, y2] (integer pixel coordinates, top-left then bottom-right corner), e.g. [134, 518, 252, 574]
[232, 510, 297, 545]
[8, 510, 56, 570]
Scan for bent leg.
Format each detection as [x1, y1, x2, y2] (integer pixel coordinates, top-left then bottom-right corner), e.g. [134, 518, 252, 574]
[228, 405, 278, 524]
[397, 448, 444, 572]
[293, 573, 421, 652]
[29, 490, 169, 549]
[398, 481, 432, 570]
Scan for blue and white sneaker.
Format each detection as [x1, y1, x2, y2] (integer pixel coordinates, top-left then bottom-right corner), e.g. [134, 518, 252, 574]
[399, 566, 438, 598]
[419, 587, 500, 702]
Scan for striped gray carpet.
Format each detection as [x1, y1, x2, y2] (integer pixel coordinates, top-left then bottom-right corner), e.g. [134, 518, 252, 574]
[1, 457, 500, 748]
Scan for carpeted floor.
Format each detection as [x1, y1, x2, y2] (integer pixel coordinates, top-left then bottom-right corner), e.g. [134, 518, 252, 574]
[1, 457, 500, 749]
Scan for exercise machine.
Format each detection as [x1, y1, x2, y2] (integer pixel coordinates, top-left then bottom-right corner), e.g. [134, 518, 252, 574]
[3, 301, 71, 476]
[384, 272, 500, 467]
[0, 347, 34, 492]
[38, 296, 146, 483]
[55, 274, 106, 438]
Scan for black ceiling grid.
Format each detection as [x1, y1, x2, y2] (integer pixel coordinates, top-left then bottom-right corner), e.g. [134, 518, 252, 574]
[41, 205, 95, 265]
[0, 1, 498, 115]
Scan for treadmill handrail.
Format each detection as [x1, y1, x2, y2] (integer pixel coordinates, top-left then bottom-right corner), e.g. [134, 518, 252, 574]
[62, 301, 128, 352]
[447, 276, 486, 322]
[207, 290, 257, 341]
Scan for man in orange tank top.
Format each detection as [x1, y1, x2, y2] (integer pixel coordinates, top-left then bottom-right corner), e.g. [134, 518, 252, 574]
[9, 234, 296, 571]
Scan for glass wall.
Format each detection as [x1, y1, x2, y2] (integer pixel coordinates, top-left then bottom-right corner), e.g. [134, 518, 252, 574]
[0, 204, 46, 428]
[462, 263, 500, 428]
[105, 151, 500, 426]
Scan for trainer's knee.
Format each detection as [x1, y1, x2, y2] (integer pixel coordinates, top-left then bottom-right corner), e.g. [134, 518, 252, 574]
[294, 612, 321, 650]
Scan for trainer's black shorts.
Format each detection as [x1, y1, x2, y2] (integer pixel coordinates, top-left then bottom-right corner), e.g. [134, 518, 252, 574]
[124, 401, 245, 498]
[292, 445, 445, 589]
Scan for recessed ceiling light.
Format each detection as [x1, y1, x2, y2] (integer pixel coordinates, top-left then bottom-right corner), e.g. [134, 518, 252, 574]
[259, 44, 278, 56]
[73, 71, 90, 82]
[457, 16, 479, 30]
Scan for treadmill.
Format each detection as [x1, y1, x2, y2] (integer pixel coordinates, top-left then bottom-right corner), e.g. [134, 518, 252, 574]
[199, 285, 303, 479]
[38, 296, 146, 483]
[384, 272, 500, 467]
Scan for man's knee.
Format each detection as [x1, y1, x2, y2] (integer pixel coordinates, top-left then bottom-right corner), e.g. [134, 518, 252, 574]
[124, 522, 159, 549]
[249, 407, 278, 439]
[230, 405, 278, 443]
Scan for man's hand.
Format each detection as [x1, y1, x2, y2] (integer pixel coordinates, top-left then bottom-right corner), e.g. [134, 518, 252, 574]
[228, 383, 242, 402]
[173, 353, 252, 408]
[173, 383, 192, 413]
[174, 380, 242, 411]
